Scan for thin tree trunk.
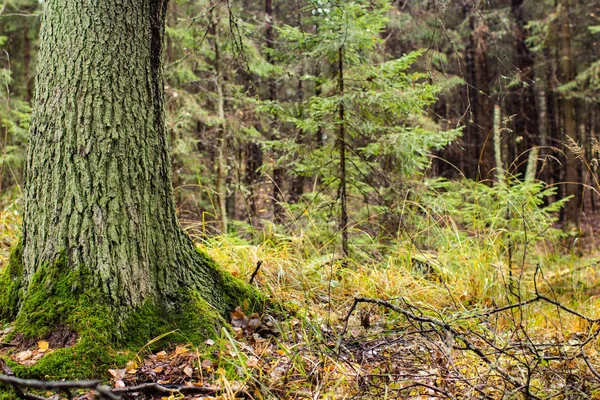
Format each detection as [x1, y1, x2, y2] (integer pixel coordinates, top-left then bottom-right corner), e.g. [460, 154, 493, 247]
[338, 46, 348, 257]
[265, 0, 283, 221]
[23, 19, 32, 103]
[212, 15, 228, 233]
[289, 69, 305, 203]
[472, 16, 493, 180]
[560, 0, 579, 225]
[463, 5, 493, 180]
[510, 0, 539, 169]
[493, 105, 505, 184]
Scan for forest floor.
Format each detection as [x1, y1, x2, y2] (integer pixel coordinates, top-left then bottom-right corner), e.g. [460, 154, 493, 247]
[3, 203, 600, 398]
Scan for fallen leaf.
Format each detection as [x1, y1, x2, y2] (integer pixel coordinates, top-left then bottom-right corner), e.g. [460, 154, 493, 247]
[247, 314, 261, 333]
[156, 351, 168, 359]
[108, 368, 126, 380]
[231, 306, 249, 329]
[126, 360, 138, 374]
[183, 365, 193, 377]
[176, 345, 189, 356]
[201, 359, 214, 370]
[38, 341, 49, 352]
[246, 356, 259, 368]
[233, 327, 244, 338]
[16, 350, 33, 362]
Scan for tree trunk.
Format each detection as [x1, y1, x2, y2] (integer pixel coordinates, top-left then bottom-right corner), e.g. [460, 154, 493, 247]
[212, 12, 229, 233]
[472, 16, 493, 180]
[463, 5, 493, 180]
[289, 70, 306, 204]
[560, 0, 579, 225]
[338, 46, 348, 257]
[266, 0, 284, 221]
[510, 0, 539, 173]
[6, 0, 259, 343]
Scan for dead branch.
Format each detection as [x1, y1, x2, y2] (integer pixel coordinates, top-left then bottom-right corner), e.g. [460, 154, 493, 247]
[0, 374, 118, 399]
[112, 382, 218, 395]
[342, 296, 540, 399]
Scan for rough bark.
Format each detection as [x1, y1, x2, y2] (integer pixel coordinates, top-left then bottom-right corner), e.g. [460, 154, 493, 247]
[18, 0, 257, 326]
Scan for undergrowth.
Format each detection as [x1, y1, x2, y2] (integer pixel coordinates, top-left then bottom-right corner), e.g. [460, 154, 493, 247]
[1, 178, 600, 398]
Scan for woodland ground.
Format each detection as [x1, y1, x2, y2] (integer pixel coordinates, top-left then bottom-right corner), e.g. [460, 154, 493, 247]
[3, 195, 600, 399]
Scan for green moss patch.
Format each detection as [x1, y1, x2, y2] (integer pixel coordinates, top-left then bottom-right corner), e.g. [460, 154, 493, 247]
[0, 385, 17, 399]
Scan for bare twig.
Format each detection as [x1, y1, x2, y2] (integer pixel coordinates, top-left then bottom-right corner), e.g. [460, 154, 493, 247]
[249, 260, 263, 284]
[112, 382, 219, 395]
[341, 296, 540, 399]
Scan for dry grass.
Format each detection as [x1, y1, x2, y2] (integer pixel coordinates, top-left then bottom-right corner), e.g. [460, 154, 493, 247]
[0, 196, 20, 267]
[192, 227, 600, 399]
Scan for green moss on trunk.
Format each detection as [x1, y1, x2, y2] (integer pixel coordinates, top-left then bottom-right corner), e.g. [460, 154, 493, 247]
[0, 247, 264, 379]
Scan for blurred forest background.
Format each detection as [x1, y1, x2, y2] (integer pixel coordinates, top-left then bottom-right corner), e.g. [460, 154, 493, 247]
[4, 1, 600, 397]
[2, 0, 600, 246]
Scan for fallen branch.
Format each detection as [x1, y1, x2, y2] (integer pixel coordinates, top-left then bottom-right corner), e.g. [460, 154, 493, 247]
[0, 373, 224, 400]
[0, 374, 118, 399]
[112, 382, 218, 395]
[341, 296, 540, 400]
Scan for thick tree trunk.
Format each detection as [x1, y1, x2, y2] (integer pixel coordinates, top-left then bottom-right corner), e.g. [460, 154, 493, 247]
[14, 0, 257, 333]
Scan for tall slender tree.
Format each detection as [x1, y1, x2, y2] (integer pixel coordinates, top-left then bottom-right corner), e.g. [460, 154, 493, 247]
[559, 0, 579, 225]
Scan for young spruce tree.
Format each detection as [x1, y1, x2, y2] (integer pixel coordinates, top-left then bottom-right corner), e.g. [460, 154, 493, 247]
[270, 0, 460, 257]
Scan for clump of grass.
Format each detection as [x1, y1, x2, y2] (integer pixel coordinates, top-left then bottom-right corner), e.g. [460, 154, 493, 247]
[0, 194, 21, 268]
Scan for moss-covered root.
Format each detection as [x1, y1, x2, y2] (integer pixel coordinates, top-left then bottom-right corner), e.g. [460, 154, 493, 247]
[0, 247, 264, 380]
[3, 290, 227, 380]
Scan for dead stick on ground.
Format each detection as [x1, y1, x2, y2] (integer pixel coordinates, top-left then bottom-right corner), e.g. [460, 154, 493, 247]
[112, 382, 219, 395]
[0, 373, 224, 400]
[0, 374, 119, 399]
[249, 260, 263, 284]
